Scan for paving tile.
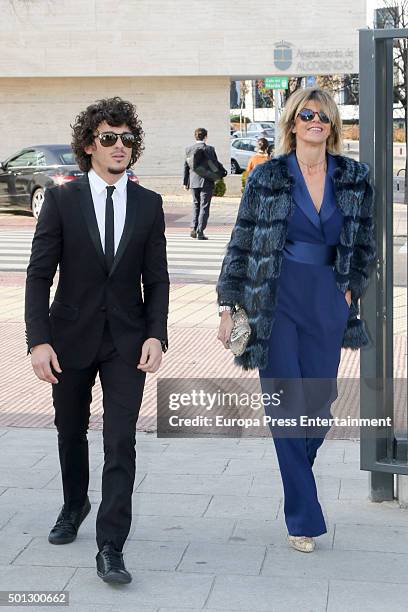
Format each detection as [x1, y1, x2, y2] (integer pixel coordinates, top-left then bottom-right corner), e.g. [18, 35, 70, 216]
[343, 443, 362, 463]
[315, 476, 341, 501]
[162, 441, 267, 459]
[231, 518, 334, 549]
[204, 495, 281, 520]
[0, 430, 57, 450]
[1, 495, 98, 539]
[0, 452, 45, 469]
[333, 522, 408, 554]
[0, 467, 57, 489]
[313, 446, 345, 463]
[327, 579, 408, 612]
[0, 534, 32, 564]
[123, 539, 187, 570]
[0, 505, 17, 531]
[0, 607, 139, 612]
[2, 507, 95, 539]
[160, 438, 241, 449]
[158, 609, 248, 612]
[0, 487, 100, 509]
[207, 574, 328, 611]
[248, 473, 340, 501]
[339, 477, 375, 500]
[136, 473, 253, 496]
[261, 546, 408, 583]
[13, 536, 187, 572]
[45, 471, 146, 492]
[136, 456, 229, 474]
[313, 462, 370, 480]
[132, 492, 212, 517]
[0, 564, 75, 591]
[34, 451, 104, 472]
[314, 500, 408, 528]
[158, 609, 275, 612]
[223, 458, 280, 475]
[90, 435, 169, 455]
[130, 515, 235, 543]
[67, 568, 214, 608]
[177, 541, 266, 575]
[263, 445, 345, 464]
[246, 473, 283, 498]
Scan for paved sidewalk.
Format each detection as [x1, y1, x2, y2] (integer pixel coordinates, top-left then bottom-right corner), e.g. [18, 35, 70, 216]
[0, 206, 407, 611]
[0, 428, 407, 611]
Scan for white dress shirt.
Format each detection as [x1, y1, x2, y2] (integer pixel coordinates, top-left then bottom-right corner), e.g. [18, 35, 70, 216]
[88, 168, 128, 254]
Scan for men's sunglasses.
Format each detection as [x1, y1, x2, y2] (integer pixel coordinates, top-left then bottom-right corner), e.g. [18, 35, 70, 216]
[94, 131, 135, 148]
[297, 108, 331, 124]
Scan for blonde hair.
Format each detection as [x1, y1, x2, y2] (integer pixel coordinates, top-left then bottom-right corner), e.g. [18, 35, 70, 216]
[276, 87, 343, 155]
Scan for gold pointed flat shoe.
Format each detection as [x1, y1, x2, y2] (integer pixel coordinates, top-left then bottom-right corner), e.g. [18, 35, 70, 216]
[287, 534, 316, 553]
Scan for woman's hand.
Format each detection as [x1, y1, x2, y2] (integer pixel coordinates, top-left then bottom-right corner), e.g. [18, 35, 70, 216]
[217, 311, 234, 349]
[345, 289, 352, 307]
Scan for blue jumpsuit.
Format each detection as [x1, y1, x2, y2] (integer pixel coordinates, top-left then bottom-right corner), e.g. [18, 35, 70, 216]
[259, 151, 350, 537]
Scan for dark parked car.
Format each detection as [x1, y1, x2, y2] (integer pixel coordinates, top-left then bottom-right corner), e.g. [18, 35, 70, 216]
[0, 145, 139, 219]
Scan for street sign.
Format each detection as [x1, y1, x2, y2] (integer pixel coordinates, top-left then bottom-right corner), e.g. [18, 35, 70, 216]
[264, 76, 289, 90]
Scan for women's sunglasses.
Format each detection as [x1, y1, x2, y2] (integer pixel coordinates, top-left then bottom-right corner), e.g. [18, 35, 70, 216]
[94, 131, 135, 148]
[297, 108, 331, 124]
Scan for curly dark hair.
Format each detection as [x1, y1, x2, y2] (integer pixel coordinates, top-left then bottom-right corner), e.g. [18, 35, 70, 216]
[71, 97, 145, 172]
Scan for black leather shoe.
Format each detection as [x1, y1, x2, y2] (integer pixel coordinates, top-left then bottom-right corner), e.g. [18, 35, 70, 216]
[190, 230, 197, 238]
[197, 232, 208, 240]
[96, 544, 132, 584]
[48, 496, 91, 545]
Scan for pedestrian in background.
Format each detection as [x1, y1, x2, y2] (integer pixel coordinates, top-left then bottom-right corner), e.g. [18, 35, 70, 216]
[246, 137, 270, 175]
[183, 128, 219, 240]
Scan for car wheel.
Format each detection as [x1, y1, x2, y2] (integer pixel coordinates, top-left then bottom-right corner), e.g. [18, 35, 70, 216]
[31, 187, 45, 219]
[231, 160, 241, 174]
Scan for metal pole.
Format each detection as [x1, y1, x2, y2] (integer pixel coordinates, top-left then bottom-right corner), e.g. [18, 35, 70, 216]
[359, 28, 395, 499]
[274, 89, 280, 149]
[252, 80, 256, 122]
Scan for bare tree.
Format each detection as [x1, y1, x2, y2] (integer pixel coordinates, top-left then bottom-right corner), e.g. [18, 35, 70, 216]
[282, 77, 303, 104]
[239, 81, 249, 134]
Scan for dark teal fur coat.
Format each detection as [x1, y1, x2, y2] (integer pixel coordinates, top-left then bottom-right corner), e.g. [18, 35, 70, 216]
[216, 153, 376, 370]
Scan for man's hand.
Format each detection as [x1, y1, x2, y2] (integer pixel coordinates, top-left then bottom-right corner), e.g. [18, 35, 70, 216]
[137, 338, 163, 373]
[31, 343, 62, 384]
[345, 289, 352, 307]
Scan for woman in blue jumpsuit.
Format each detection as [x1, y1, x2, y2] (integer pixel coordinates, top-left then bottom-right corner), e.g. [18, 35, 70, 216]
[259, 150, 350, 543]
[217, 88, 375, 555]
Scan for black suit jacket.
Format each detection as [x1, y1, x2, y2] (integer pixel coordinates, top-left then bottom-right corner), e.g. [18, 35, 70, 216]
[25, 175, 169, 369]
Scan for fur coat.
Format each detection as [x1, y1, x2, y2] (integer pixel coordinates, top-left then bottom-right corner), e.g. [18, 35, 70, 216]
[216, 153, 376, 370]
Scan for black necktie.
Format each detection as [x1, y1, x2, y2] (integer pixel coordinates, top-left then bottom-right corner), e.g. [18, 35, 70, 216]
[105, 185, 115, 272]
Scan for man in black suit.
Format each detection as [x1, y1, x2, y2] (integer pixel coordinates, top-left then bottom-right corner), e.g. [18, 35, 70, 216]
[25, 97, 169, 584]
[183, 127, 219, 240]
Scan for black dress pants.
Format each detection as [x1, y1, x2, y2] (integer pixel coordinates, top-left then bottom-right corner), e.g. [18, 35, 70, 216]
[52, 320, 146, 551]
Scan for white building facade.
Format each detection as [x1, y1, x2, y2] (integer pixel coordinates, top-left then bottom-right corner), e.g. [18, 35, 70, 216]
[0, 0, 367, 175]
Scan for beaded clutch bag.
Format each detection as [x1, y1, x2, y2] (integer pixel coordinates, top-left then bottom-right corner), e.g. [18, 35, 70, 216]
[229, 306, 251, 356]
